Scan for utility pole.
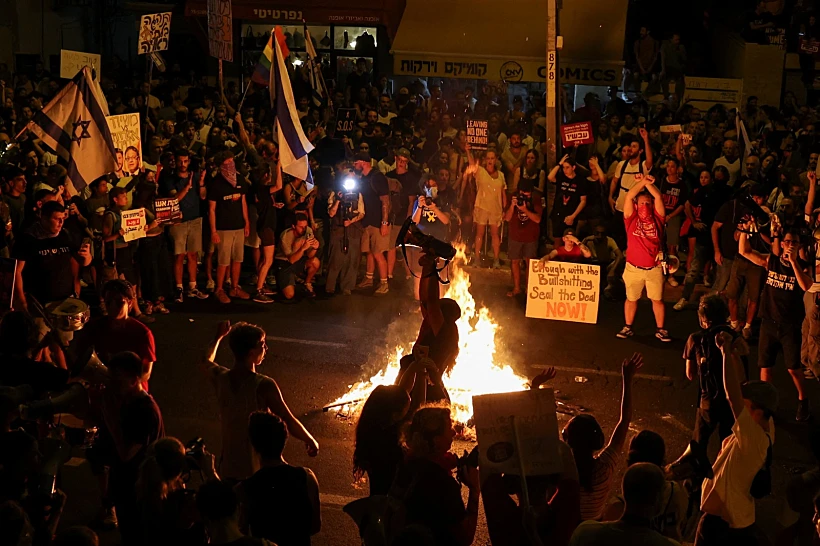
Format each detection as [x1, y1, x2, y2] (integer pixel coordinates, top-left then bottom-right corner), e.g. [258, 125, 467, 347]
[545, 0, 558, 170]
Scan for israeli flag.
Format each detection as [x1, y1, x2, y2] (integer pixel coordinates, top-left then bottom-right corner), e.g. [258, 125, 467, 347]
[24, 66, 116, 192]
[270, 27, 314, 184]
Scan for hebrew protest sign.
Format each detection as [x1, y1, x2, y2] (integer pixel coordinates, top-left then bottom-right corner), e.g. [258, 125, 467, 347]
[526, 260, 600, 324]
[122, 208, 146, 242]
[60, 50, 101, 79]
[207, 0, 233, 61]
[138, 12, 172, 54]
[466, 119, 488, 150]
[560, 122, 594, 147]
[473, 388, 562, 476]
[154, 198, 182, 224]
[106, 114, 142, 176]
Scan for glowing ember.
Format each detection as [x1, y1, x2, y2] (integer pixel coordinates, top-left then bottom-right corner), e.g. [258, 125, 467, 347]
[328, 247, 530, 425]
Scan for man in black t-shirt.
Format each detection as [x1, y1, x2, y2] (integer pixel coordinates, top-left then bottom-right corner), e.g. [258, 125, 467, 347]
[739, 225, 813, 421]
[547, 156, 588, 248]
[13, 201, 90, 313]
[207, 151, 251, 304]
[354, 152, 391, 295]
[386, 148, 421, 279]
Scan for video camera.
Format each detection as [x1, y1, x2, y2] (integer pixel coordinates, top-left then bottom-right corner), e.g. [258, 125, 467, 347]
[340, 177, 360, 221]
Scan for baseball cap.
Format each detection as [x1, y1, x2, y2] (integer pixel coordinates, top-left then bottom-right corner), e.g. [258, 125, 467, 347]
[741, 380, 778, 414]
[562, 227, 576, 238]
[353, 151, 371, 163]
[396, 148, 411, 159]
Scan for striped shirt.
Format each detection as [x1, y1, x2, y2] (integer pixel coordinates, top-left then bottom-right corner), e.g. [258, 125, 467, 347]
[579, 445, 622, 521]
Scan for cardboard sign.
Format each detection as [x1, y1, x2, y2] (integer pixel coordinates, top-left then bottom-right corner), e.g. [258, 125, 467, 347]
[560, 122, 594, 147]
[683, 77, 742, 110]
[473, 388, 562, 476]
[800, 38, 820, 55]
[660, 124, 682, 133]
[60, 50, 101, 80]
[121, 208, 146, 242]
[466, 119, 489, 150]
[207, 0, 233, 62]
[334, 108, 356, 138]
[138, 12, 172, 54]
[766, 27, 786, 50]
[526, 260, 600, 324]
[154, 198, 182, 224]
[106, 114, 142, 176]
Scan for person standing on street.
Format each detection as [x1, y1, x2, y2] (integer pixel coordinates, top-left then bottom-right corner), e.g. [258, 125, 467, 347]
[466, 145, 507, 268]
[208, 151, 251, 304]
[326, 179, 365, 295]
[617, 174, 671, 342]
[200, 320, 319, 482]
[738, 224, 813, 421]
[354, 152, 391, 295]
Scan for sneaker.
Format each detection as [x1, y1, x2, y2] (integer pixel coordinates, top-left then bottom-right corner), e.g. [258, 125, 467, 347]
[742, 325, 753, 341]
[187, 287, 209, 300]
[100, 506, 118, 530]
[357, 278, 374, 289]
[249, 274, 259, 284]
[215, 290, 231, 304]
[374, 282, 389, 295]
[667, 276, 679, 287]
[673, 297, 687, 311]
[655, 328, 672, 342]
[492, 259, 502, 269]
[797, 399, 811, 422]
[253, 291, 275, 304]
[174, 287, 184, 304]
[266, 275, 277, 286]
[230, 287, 251, 300]
[616, 325, 634, 339]
[257, 286, 275, 296]
[205, 279, 215, 292]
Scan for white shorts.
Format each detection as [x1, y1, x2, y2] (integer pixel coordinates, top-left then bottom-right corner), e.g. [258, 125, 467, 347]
[623, 262, 664, 301]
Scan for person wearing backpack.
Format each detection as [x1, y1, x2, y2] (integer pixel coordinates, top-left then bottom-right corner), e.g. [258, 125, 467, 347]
[608, 130, 654, 247]
[694, 330, 777, 546]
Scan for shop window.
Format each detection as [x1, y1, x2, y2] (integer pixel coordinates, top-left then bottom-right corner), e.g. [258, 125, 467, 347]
[334, 26, 377, 54]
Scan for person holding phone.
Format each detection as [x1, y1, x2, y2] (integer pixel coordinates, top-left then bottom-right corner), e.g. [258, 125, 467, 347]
[273, 212, 321, 300]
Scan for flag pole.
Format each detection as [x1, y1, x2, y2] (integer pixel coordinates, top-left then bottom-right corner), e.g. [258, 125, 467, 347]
[143, 55, 153, 144]
[237, 81, 253, 113]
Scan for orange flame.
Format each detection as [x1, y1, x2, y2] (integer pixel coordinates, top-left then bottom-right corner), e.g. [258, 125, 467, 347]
[328, 247, 530, 425]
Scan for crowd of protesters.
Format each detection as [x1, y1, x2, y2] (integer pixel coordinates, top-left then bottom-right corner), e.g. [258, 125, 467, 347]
[4, 10, 820, 544]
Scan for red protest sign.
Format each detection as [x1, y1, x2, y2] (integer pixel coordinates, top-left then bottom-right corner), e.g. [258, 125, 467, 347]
[561, 122, 594, 147]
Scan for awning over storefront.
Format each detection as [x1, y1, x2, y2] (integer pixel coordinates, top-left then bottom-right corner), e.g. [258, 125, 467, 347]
[391, 0, 627, 86]
[184, 0, 405, 36]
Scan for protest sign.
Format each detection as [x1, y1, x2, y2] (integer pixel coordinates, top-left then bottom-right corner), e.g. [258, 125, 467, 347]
[60, 50, 101, 80]
[466, 119, 488, 150]
[660, 124, 682, 133]
[334, 108, 356, 138]
[106, 114, 142, 175]
[207, 0, 233, 62]
[526, 260, 600, 324]
[138, 12, 172, 54]
[154, 198, 182, 224]
[473, 388, 562, 476]
[122, 208, 146, 242]
[560, 122, 594, 147]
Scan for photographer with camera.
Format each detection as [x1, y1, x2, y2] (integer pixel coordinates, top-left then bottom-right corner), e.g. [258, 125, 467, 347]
[407, 174, 453, 300]
[503, 178, 543, 297]
[739, 221, 813, 421]
[326, 173, 365, 295]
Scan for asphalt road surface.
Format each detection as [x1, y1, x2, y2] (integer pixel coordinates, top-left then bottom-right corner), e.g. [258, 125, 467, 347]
[58, 268, 820, 545]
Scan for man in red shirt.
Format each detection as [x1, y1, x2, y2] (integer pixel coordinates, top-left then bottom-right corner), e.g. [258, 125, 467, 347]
[503, 179, 543, 297]
[72, 280, 156, 390]
[618, 174, 671, 342]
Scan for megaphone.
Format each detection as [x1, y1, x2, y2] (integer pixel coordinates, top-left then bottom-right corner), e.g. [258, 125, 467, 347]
[665, 440, 714, 482]
[666, 255, 681, 275]
[395, 217, 456, 261]
[71, 348, 109, 384]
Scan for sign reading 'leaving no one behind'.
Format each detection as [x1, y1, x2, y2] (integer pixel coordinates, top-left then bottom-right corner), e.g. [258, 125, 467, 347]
[466, 119, 488, 150]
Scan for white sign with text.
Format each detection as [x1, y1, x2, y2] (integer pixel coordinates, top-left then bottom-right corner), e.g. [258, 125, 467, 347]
[526, 260, 600, 324]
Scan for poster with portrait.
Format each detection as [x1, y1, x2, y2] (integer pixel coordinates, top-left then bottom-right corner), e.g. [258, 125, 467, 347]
[138, 12, 172, 55]
[207, 0, 233, 62]
[106, 114, 142, 176]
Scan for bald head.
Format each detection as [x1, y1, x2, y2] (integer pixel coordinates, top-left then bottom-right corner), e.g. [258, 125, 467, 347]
[622, 462, 665, 518]
[723, 139, 739, 160]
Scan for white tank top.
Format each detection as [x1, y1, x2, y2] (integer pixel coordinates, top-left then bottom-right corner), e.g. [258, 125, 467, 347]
[214, 368, 266, 481]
